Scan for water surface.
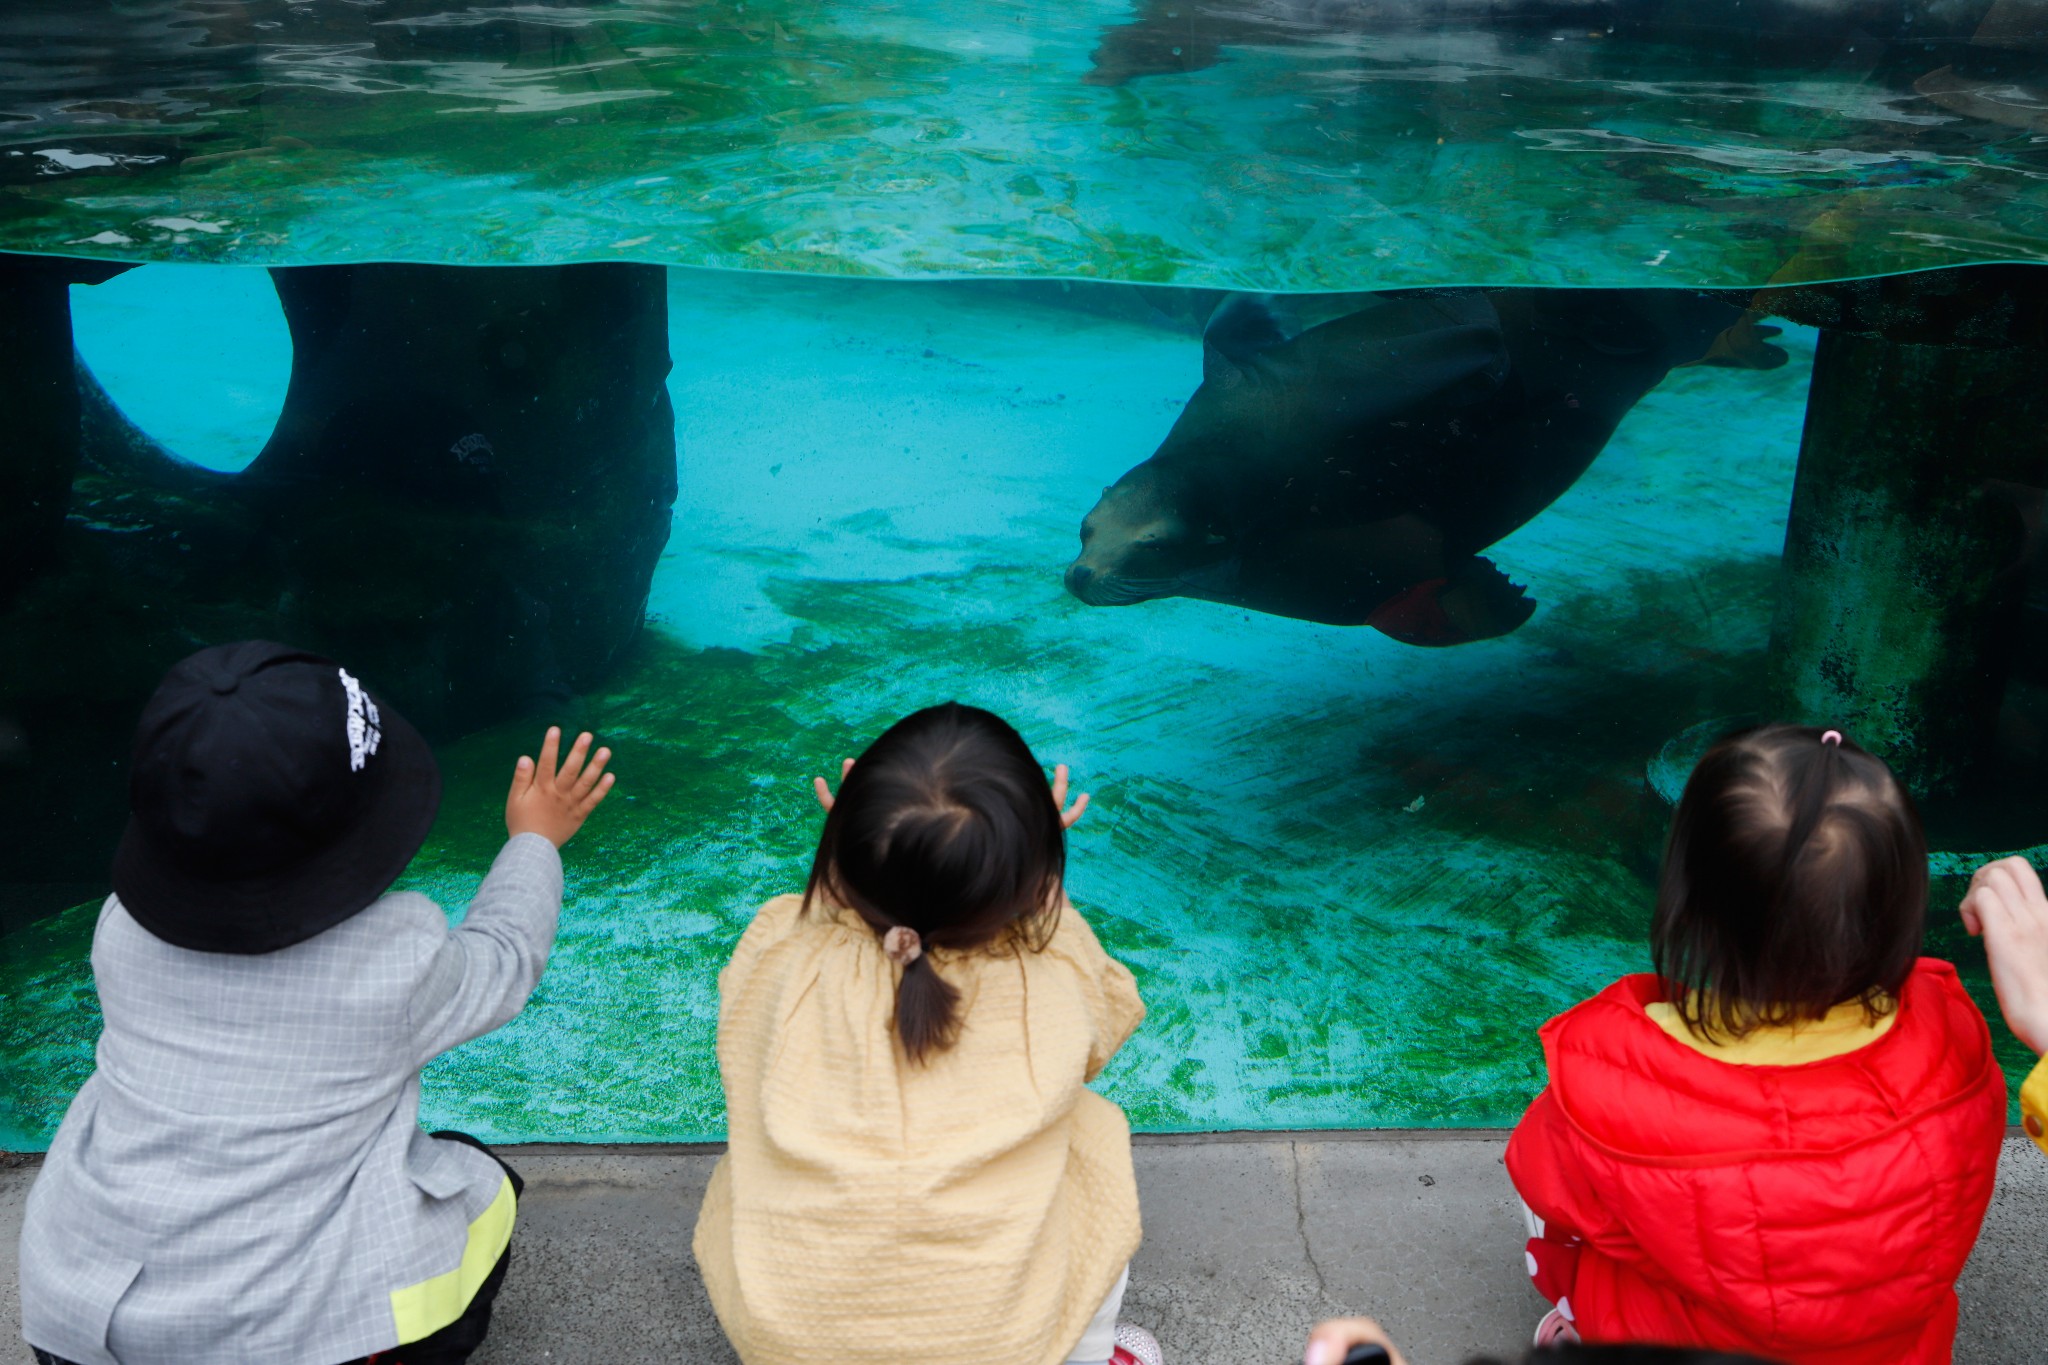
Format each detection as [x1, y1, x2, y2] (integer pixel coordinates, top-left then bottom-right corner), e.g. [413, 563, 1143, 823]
[6, 1, 2048, 284]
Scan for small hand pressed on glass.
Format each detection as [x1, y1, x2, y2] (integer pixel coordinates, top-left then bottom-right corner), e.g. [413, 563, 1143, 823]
[506, 726, 616, 847]
[813, 758, 1091, 827]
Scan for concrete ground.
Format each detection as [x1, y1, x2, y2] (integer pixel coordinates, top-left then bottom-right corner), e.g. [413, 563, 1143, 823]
[4, 1134, 2046, 1364]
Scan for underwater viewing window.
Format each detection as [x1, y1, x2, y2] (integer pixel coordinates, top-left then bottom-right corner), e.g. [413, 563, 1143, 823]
[7, 0, 2048, 1146]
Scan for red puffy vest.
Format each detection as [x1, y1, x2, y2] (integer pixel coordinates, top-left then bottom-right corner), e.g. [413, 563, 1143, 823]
[1505, 960, 2006, 1365]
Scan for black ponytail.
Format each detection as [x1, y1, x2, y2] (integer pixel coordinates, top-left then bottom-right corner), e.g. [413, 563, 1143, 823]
[892, 953, 964, 1061]
[803, 703, 1066, 1063]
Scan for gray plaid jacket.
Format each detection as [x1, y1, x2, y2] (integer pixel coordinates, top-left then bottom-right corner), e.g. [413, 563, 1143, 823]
[17, 833, 563, 1365]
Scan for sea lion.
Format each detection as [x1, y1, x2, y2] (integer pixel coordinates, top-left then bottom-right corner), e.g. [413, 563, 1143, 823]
[1064, 287, 1775, 644]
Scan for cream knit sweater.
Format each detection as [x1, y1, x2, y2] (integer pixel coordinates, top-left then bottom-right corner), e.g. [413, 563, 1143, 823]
[693, 893, 1146, 1365]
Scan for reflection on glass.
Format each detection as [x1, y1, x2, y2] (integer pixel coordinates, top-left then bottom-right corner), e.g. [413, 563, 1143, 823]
[1, 0, 2046, 282]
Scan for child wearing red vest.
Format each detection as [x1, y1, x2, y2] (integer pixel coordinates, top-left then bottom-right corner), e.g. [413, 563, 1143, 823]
[1507, 724, 2006, 1365]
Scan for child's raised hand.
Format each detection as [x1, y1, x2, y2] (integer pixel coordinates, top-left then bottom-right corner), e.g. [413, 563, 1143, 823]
[1051, 763, 1089, 829]
[813, 758, 855, 813]
[815, 759, 1087, 826]
[1961, 856, 2048, 1055]
[506, 727, 615, 847]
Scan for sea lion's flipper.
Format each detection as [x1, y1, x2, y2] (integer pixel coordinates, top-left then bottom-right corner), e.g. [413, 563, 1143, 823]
[1366, 557, 1535, 647]
[1680, 312, 1791, 370]
[1204, 294, 1299, 383]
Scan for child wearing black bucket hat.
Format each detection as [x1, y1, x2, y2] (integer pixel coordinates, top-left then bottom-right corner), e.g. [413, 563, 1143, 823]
[16, 640, 614, 1365]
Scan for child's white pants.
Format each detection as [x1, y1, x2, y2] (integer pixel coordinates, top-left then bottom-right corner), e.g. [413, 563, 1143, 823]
[1064, 1264, 1131, 1364]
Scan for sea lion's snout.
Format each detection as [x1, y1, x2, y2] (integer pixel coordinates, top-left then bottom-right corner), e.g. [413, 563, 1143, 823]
[1065, 557, 1165, 607]
[1067, 474, 1233, 608]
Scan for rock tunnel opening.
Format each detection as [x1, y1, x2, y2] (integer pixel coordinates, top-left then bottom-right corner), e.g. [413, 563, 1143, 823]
[69, 265, 291, 475]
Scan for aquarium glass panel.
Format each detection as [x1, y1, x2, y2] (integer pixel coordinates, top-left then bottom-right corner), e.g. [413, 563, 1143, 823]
[6, 0, 2048, 1147]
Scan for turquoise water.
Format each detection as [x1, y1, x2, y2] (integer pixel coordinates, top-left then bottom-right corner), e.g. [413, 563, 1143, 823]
[2, 262, 2036, 1147]
[6, 2, 2048, 1146]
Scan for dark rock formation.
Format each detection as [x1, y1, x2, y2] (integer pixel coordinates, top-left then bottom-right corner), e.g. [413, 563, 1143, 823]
[1758, 265, 2048, 352]
[0, 256, 675, 926]
[0, 255, 130, 607]
[1764, 266, 2048, 798]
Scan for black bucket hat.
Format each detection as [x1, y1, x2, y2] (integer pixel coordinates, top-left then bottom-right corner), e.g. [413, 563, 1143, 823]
[112, 641, 442, 954]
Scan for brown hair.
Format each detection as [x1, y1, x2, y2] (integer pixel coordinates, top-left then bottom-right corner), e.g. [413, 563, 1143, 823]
[803, 703, 1066, 1062]
[1652, 723, 1926, 1040]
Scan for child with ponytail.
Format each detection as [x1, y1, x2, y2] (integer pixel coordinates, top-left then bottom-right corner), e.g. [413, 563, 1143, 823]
[692, 703, 1161, 1365]
[1506, 724, 2006, 1365]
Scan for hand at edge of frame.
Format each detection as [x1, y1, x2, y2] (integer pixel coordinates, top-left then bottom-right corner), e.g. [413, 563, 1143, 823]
[1304, 1317, 1407, 1365]
[1961, 855, 2048, 1055]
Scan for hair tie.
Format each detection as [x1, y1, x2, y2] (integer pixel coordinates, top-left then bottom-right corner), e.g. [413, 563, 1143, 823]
[1820, 729, 1843, 747]
[881, 925, 923, 967]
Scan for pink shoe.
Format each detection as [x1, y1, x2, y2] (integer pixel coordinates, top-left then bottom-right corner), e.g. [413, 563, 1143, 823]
[1111, 1324, 1165, 1365]
[1533, 1306, 1580, 1348]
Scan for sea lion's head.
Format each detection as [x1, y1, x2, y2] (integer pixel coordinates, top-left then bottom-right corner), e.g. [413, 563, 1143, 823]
[1065, 466, 1236, 607]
